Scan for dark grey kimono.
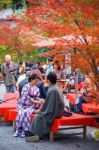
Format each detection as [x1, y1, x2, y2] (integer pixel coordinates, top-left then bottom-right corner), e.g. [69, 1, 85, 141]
[29, 84, 64, 138]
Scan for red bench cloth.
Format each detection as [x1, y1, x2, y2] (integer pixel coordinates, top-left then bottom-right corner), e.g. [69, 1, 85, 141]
[4, 110, 99, 134]
[51, 113, 99, 134]
[4, 109, 18, 122]
[0, 93, 19, 118]
[0, 100, 17, 116]
[78, 82, 86, 90]
[3, 93, 19, 101]
[82, 103, 99, 114]
[66, 93, 76, 105]
[4, 109, 35, 122]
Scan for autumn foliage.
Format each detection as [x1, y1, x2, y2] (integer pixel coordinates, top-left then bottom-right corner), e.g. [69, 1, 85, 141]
[0, 0, 98, 89]
[21, 0, 99, 89]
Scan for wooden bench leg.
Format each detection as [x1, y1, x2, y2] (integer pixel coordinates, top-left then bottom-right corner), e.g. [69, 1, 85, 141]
[50, 131, 54, 142]
[13, 121, 16, 132]
[83, 126, 87, 139]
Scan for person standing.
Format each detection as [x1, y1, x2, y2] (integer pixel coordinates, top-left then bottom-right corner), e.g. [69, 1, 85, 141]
[53, 61, 66, 80]
[1, 54, 16, 93]
[16, 67, 26, 90]
[46, 58, 54, 75]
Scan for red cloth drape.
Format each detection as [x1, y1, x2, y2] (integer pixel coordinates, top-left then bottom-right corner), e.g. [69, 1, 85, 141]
[82, 103, 99, 114]
[3, 93, 19, 101]
[51, 113, 99, 133]
[0, 93, 19, 117]
[66, 93, 76, 105]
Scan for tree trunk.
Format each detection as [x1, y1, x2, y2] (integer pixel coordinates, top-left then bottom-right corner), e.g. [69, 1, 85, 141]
[91, 57, 99, 90]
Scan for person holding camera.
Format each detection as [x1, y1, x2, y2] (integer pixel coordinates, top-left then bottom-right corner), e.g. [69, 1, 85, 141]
[1, 54, 16, 93]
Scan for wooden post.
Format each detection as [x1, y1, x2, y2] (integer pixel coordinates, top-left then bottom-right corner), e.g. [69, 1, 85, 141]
[83, 126, 87, 139]
[13, 121, 16, 132]
[75, 72, 78, 95]
[50, 131, 54, 142]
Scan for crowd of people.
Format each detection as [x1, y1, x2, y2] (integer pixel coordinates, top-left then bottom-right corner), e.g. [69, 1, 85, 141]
[0, 54, 98, 142]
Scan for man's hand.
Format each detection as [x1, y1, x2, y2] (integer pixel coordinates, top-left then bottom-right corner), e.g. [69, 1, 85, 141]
[32, 99, 45, 105]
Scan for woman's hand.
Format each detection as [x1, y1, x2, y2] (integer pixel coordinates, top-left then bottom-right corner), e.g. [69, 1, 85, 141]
[35, 109, 41, 114]
[32, 99, 45, 105]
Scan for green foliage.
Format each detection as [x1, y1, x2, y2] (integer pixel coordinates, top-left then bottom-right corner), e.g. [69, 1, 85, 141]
[0, 0, 12, 8]
[0, 0, 28, 9]
[0, 46, 11, 63]
[57, 17, 67, 24]
[23, 47, 51, 62]
[1, 47, 51, 63]
[35, 47, 51, 62]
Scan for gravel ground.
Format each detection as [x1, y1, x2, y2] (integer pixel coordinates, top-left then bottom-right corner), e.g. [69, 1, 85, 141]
[0, 125, 99, 150]
[0, 84, 98, 150]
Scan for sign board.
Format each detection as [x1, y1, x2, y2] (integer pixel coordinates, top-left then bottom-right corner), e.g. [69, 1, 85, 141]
[65, 52, 71, 75]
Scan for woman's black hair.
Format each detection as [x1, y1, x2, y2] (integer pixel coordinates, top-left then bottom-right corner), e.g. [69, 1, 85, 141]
[28, 74, 39, 82]
[19, 61, 23, 66]
[47, 72, 57, 84]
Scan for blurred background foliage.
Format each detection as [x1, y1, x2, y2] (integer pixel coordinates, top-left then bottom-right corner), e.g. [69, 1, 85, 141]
[0, 46, 51, 63]
[0, 0, 28, 9]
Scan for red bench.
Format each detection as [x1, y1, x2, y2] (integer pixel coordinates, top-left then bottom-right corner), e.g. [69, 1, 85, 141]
[0, 93, 19, 126]
[50, 113, 94, 141]
[82, 103, 99, 114]
[4, 109, 99, 141]
[4, 109, 35, 131]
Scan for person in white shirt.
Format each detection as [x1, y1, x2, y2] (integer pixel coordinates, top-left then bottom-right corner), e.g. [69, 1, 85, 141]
[16, 67, 26, 90]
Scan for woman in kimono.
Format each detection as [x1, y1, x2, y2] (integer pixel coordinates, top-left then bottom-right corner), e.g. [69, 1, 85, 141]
[13, 74, 44, 138]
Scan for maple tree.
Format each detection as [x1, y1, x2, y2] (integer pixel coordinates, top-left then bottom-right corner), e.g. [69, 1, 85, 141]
[20, 0, 99, 89]
[0, 21, 40, 61]
[0, 0, 98, 89]
[0, 22, 22, 60]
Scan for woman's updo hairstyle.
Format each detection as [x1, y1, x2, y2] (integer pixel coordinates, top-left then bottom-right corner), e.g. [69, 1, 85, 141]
[28, 74, 39, 82]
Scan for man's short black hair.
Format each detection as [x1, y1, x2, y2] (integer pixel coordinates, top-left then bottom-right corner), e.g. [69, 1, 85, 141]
[47, 72, 57, 84]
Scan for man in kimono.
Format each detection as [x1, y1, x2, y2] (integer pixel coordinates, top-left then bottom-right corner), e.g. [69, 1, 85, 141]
[26, 72, 64, 142]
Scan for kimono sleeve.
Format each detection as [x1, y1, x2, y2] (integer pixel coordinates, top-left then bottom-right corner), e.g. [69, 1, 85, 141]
[18, 85, 30, 106]
[41, 90, 64, 124]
